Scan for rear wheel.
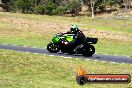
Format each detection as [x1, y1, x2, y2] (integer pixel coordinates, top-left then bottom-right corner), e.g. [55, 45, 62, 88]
[47, 42, 60, 53]
[82, 45, 95, 57]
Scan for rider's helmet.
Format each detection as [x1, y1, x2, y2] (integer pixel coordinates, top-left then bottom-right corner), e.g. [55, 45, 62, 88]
[70, 24, 79, 33]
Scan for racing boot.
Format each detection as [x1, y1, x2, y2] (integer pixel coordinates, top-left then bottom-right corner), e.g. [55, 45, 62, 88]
[73, 44, 84, 54]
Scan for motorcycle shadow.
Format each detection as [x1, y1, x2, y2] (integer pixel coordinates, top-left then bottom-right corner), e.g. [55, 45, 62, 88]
[58, 52, 82, 56]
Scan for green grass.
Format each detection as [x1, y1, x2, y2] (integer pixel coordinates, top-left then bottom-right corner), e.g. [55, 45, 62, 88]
[0, 12, 132, 56]
[0, 12, 132, 33]
[0, 37, 49, 48]
[0, 49, 132, 88]
[0, 12, 132, 88]
[95, 39, 132, 56]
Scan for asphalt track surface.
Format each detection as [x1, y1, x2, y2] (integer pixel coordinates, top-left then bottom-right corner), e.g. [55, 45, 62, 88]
[0, 44, 132, 64]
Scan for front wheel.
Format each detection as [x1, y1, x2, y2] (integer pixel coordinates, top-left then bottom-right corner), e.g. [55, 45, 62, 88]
[82, 45, 95, 57]
[47, 42, 60, 53]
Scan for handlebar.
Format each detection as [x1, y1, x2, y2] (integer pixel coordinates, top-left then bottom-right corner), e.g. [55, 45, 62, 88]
[56, 32, 64, 36]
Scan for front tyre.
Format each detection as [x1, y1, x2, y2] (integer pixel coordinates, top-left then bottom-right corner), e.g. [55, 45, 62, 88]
[82, 45, 95, 57]
[47, 42, 60, 53]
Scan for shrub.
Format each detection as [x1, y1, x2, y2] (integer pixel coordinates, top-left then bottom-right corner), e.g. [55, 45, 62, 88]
[67, 0, 82, 16]
[45, 3, 57, 15]
[53, 6, 67, 15]
[15, 0, 32, 13]
[35, 5, 45, 14]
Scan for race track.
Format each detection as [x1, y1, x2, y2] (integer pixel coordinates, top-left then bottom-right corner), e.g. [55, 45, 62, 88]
[0, 44, 132, 64]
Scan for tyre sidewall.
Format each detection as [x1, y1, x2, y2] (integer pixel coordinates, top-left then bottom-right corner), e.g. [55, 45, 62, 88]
[82, 45, 95, 57]
[47, 42, 60, 53]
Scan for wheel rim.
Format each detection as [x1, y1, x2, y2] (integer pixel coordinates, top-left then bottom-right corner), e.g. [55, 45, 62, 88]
[89, 47, 94, 52]
[82, 45, 95, 56]
[48, 43, 59, 52]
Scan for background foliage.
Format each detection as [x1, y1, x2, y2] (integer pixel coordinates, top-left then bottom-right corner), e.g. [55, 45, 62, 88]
[1, 0, 131, 16]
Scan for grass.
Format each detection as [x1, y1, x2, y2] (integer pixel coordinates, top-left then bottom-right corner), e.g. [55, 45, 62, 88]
[0, 12, 132, 88]
[0, 12, 132, 33]
[95, 39, 132, 56]
[0, 49, 132, 88]
[0, 12, 132, 56]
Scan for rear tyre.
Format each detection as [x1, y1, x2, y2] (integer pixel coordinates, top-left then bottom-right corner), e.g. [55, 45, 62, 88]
[47, 42, 60, 53]
[82, 45, 95, 57]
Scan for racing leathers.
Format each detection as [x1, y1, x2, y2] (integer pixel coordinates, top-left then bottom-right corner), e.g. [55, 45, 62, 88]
[64, 30, 85, 53]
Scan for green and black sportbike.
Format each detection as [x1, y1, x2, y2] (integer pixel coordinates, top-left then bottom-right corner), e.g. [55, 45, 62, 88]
[47, 32, 98, 57]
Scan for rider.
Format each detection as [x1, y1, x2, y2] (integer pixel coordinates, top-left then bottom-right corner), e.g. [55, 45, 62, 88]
[63, 24, 85, 53]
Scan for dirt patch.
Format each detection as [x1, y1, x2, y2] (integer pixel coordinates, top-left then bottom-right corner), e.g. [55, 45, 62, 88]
[83, 29, 132, 41]
[0, 17, 71, 37]
[1, 17, 70, 31]
[1, 16, 132, 41]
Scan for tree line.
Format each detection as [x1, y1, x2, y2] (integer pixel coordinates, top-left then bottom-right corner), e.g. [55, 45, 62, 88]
[1, 0, 132, 17]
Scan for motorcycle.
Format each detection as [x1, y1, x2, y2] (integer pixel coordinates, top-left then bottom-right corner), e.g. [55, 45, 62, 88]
[47, 32, 98, 57]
